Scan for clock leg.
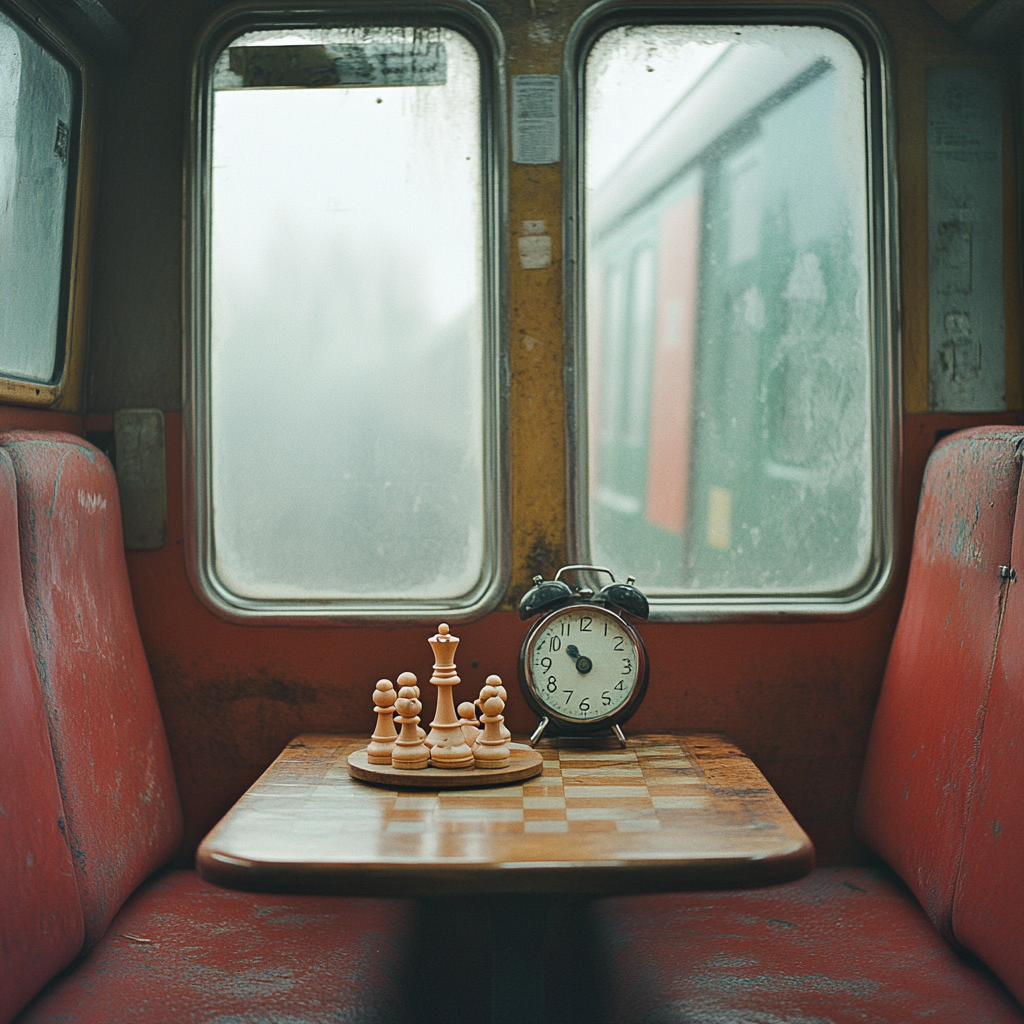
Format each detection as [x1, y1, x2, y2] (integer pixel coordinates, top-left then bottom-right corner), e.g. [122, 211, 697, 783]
[529, 717, 550, 747]
[613, 724, 627, 747]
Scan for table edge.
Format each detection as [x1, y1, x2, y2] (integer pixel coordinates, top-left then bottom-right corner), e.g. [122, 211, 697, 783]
[196, 731, 815, 896]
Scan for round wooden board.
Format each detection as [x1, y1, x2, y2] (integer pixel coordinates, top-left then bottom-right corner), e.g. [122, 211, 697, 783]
[347, 747, 544, 788]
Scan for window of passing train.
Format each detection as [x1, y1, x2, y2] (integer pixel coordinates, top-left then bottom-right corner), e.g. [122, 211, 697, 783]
[198, 23, 502, 617]
[0, 8, 74, 384]
[578, 21, 891, 611]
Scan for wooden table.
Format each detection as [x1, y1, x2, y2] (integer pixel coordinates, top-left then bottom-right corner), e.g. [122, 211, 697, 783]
[198, 733, 813, 1023]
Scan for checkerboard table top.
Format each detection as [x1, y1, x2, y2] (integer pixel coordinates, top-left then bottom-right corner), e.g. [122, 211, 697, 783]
[198, 733, 813, 896]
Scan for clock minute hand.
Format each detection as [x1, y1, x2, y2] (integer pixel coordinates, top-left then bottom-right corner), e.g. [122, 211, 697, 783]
[565, 644, 593, 674]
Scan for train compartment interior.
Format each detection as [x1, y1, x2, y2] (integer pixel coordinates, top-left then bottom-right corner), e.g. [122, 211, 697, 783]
[1, 0, 1022, 1021]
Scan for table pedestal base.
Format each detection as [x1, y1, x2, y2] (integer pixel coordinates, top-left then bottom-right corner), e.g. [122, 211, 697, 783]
[404, 896, 601, 1024]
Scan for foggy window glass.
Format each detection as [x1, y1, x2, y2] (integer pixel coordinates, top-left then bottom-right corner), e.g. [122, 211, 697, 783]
[0, 10, 73, 384]
[584, 24, 873, 598]
[209, 26, 490, 604]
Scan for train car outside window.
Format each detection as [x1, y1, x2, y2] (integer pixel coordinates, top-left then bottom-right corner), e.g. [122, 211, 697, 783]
[189, 10, 506, 621]
[569, 11, 896, 618]
[0, 4, 77, 388]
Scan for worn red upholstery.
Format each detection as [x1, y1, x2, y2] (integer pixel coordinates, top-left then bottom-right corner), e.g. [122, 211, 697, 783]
[0, 431, 183, 949]
[0, 429, 420, 1022]
[858, 426, 1023, 936]
[0, 449, 85, 1023]
[593, 427, 1024, 1022]
[593, 867, 1024, 1024]
[951, 455, 1024, 1005]
[18, 870, 414, 1024]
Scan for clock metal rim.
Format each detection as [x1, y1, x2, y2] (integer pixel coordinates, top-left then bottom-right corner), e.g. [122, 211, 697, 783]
[518, 602, 650, 735]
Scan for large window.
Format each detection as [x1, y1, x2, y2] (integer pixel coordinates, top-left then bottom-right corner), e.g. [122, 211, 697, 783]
[0, 3, 84, 401]
[190, 10, 505, 620]
[571, 13, 895, 616]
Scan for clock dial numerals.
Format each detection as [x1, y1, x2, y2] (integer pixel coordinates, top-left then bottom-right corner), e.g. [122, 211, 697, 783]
[527, 607, 640, 721]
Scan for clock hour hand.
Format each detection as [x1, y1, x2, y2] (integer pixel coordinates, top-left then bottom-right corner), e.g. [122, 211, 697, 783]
[565, 644, 593, 674]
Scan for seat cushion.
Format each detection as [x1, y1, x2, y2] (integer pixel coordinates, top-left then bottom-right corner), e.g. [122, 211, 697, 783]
[592, 866, 1024, 1024]
[0, 448, 84, 1024]
[17, 869, 417, 1024]
[951, 457, 1024, 1005]
[0, 431, 183, 950]
[857, 427, 1024, 938]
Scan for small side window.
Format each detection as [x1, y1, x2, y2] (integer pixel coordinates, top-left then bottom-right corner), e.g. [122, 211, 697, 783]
[0, 4, 84, 398]
[570, 13, 896, 616]
[189, 10, 506, 620]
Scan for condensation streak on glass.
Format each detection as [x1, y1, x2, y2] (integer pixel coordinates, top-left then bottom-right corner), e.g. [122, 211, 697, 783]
[210, 27, 485, 602]
[584, 25, 872, 596]
[0, 10, 72, 383]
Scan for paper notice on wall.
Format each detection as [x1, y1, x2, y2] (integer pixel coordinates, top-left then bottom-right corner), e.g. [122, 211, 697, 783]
[512, 75, 560, 164]
[927, 68, 1005, 412]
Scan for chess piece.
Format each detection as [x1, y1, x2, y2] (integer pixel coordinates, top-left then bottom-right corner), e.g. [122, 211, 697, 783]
[398, 671, 426, 742]
[366, 679, 398, 764]
[474, 684, 511, 769]
[485, 674, 512, 744]
[458, 702, 482, 749]
[425, 623, 474, 769]
[392, 686, 430, 770]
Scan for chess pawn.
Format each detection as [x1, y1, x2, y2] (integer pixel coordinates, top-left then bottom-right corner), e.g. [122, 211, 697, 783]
[426, 623, 474, 769]
[458, 702, 482, 749]
[398, 671, 427, 742]
[392, 687, 429, 770]
[485, 674, 512, 744]
[366, 679, 398, 764]
[474, 685, 511, 769]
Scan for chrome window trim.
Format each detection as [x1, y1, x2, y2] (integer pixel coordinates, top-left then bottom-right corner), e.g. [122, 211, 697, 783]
[563, 2, 901, 622]
[185, 1, 508, 623]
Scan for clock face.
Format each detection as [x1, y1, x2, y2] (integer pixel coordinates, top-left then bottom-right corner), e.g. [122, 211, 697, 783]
[523, 604, 645, 726]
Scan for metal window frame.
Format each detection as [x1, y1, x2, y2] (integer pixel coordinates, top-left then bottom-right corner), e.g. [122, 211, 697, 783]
[564, 1, 901, 622]
[0, 0, 96, 411]
[185, 0, 508, 623]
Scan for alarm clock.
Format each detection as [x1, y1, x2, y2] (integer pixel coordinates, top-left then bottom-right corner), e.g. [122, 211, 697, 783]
[518, 565, 650, 747]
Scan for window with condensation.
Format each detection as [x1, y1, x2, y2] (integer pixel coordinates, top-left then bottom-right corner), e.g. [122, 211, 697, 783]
[0, 6, 75, 385]
[192, 16, 505, 619]
[573, 16, 895, 615]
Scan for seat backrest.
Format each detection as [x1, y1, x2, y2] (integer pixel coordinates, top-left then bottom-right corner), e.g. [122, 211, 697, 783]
[0, 447, 85, 1023]
[858, 426, 1024, 1003]
[858, 427, 1023, 939]
[951, 460, 1024, 1006]
[0, 431, 183, 950]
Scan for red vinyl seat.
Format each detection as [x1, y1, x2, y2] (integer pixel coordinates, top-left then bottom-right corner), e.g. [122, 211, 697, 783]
[952, 453, 1024, 1003]
[592, 426, 1024, 1022]
[857, 426, 1024, 1005]
[595, 867, 1023, 1024]
[0, 447, 84, 1023]
[0, 431, 183, 950]
[0, 432, 415, 1024]
[18, 871, 412, 1024]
